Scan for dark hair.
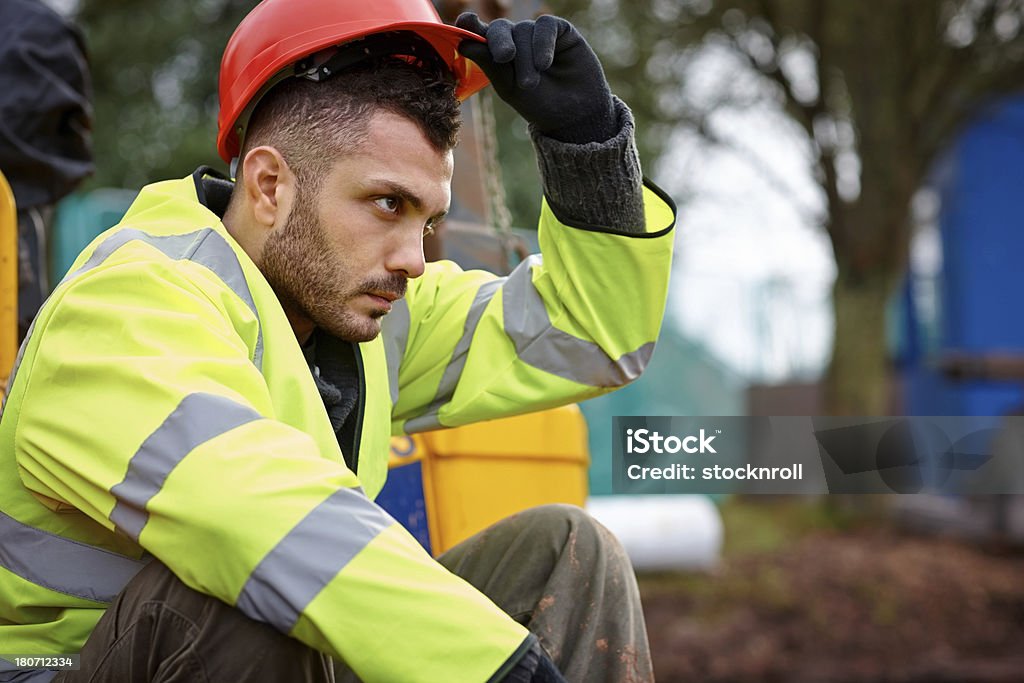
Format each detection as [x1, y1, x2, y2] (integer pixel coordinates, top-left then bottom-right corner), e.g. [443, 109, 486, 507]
[239, 52, 461, 195]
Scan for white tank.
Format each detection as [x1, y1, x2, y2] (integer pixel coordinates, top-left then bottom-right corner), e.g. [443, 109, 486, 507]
[585, 495, 723, 571]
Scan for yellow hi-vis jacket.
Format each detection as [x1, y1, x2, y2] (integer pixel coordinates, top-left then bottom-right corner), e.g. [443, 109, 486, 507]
[0, 169, 676, 681]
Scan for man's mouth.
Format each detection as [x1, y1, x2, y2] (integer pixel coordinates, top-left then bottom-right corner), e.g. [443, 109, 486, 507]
[367, 290, 401, 303]
[363, 290, 403, 313]
[360, 275, 407, 314]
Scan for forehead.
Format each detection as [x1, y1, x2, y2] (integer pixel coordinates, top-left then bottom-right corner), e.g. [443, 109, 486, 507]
[335, 111, 453, 181]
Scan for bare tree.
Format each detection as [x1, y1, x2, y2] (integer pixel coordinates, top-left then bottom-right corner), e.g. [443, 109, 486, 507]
[555, 0, 1024, 414]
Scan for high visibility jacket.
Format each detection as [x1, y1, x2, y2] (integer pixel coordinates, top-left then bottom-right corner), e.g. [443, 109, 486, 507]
[0, 169, 676, 681]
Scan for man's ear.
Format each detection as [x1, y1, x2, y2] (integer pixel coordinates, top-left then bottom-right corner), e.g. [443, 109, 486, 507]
[240, 146, 295, 230]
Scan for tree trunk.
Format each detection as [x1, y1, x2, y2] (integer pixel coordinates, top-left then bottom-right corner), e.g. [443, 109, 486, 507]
[821, 147, 916, 417]
[825, 267, 896, 415]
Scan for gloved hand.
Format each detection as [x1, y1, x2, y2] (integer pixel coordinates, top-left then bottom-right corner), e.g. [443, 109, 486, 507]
[456, 13, 617, 144]
[500, 640, 568, 683]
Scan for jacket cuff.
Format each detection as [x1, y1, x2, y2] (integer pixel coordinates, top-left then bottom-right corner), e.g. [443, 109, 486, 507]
[529, 97, 645, 234]
[487, 634, 538, 683]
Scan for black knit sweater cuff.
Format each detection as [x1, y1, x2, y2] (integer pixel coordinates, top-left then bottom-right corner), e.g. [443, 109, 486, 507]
[529, 97, 645, 234]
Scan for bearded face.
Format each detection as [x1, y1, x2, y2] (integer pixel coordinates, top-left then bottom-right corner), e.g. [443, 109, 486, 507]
[255, 111, 453, 344]
[260, 188, 407, 343]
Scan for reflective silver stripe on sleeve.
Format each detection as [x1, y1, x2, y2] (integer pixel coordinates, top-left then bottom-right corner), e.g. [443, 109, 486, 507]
[109, 393, 262, 541]
[235, 486, 393, 633]
[402, 256, 653, 432]
[0, 511, 148, 604]
[380, 298, 411, 406]
[503, 254, 654, 387]
[403, 279, 502, 433]
[66, 227, 264, 372]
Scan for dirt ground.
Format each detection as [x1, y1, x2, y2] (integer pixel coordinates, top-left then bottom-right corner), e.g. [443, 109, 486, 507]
[638, 502, 1024, 683]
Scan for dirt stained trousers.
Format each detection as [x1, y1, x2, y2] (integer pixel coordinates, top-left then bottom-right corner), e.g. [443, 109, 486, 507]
[53, 504, 654, 683]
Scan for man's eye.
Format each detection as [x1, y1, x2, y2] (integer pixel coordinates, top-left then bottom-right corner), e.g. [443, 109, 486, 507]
[374, 197, 399, 213]
[423, 223, 436, 237]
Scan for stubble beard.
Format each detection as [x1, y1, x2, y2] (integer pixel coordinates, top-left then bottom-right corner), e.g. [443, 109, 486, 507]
[260, 198, 406, 343]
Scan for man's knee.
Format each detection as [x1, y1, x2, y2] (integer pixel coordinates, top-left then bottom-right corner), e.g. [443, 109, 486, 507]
[514, 503, 593, 539]
[513, 504, 630, 570]
[438, 503, 635, 596]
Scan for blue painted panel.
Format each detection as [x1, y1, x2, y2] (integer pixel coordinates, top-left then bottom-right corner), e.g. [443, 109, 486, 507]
[939, 98, 1024, 352]
[375, 462, 432, 555]
[906, 96, 1024, 416]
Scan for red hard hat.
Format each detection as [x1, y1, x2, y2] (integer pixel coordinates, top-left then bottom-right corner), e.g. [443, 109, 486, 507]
[216, 0, 489, 163]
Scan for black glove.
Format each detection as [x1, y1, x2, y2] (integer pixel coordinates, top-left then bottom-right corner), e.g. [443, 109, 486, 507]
[456, 13, 617, 144]
[500, 640, 568, 683]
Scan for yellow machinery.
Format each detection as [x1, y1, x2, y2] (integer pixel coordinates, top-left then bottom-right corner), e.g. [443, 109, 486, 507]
[383, 406, 588, 556]
[1, 171, 17, 392]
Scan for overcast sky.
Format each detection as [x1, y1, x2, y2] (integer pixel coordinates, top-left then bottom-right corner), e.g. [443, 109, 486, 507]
[654, 43, 836, 384]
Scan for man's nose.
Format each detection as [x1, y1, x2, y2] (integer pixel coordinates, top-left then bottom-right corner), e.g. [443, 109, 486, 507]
[386, 229, 426, 279]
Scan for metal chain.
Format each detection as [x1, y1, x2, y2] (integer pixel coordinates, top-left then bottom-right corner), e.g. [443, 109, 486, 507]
[472, 87, 517, 271]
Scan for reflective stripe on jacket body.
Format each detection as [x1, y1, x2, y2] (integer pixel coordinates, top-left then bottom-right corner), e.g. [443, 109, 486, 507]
[0, 169, 676, 681]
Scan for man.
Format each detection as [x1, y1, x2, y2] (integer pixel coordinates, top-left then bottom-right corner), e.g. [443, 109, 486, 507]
[0, 1, 676, 681]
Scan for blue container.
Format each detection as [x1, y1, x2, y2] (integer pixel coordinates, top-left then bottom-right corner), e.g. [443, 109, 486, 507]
[905, 96, 1024, 416]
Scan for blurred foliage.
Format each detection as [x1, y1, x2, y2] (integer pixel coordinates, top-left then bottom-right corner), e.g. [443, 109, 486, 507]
[76, 0, 254, 189]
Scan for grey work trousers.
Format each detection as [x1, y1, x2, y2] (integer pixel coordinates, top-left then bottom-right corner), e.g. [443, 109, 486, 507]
[54, 504, 654, 683]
